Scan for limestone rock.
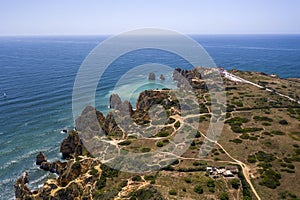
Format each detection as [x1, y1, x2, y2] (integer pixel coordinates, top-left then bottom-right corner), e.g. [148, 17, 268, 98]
[60, 130, 83, 159]
[36, 152, 47, 165]
[148, 72, 156, 80]
[160, 74, 165, 80]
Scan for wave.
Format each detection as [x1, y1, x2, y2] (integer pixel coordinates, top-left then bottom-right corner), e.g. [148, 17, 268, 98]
[0, 147, 52, 171]
[28, 173, 50, 186]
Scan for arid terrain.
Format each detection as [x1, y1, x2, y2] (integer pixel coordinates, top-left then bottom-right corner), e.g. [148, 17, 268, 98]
[15, 68, 300, 200]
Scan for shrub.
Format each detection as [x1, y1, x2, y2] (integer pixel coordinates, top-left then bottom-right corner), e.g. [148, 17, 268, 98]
[171, 159, 179, 165]
[194, 184, 203, 194]
[156, 141, 164, 147]
[206, 179, 215, 188]
[71, 161, 81, 170]
[231, 179, 240, 189]
[240, 133, 250, 139]
[253, 116, 273, 122]
[225, 117, 249, 125]
[169, 189, 177, 195]
[89, 168, 98, 176]
[96, 175, 106, 190]
[144, 175, 155, 181]
[184, 177, 192, 183]
[156, 131, 169, 137]
[271, 130, 285, 135]
[247, 155, 257, 163]
[219, 192, 229, 200]
[132, 175, 142, 182]
[279, 120, 288, 125]
[141, 147, 151, 152]
[259, 168, 281, 189]
[262, 122, 271, 126]
[119, 180, 128, 189]
[168, 117, 176, 124]
[229, 138, 243, 144]
[174, 121, 181, 129]
[256, 151, 275, 162]
[118, 140, 131, 146]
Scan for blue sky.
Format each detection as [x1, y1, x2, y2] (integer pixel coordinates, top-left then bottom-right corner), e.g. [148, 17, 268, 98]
[1, 0, 300, 35]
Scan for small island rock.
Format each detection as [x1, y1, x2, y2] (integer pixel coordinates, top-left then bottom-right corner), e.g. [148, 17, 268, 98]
[36, 152, 47, 165]
[148, 72, 156, 80]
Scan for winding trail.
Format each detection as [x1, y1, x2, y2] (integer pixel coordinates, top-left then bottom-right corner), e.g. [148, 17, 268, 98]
[195, 123, 262, 200]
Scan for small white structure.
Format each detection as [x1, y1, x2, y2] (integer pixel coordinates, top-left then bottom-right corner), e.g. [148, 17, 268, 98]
[223, 170, 234, 177]
[206, 167, 213, 174]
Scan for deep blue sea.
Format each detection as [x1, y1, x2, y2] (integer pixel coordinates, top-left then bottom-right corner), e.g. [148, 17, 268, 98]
[0, 35, 300, 199]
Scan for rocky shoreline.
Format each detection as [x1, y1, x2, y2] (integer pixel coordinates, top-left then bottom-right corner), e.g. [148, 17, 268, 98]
[14, 68, 300, 199]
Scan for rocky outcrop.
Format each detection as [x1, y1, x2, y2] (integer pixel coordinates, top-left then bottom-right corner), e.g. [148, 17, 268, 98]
[173, 67, 207, 90]
[75, 106, 106, 134]
[36, 151, 68, 174]
[135, 90, 178, 112]
[39, 160, 67, 174]
[14, 176, 31, 199]
[160, 74, 165, 81]
[60, 130, 84, 159]
[148, 72, 156, 80]
[110, 93, 122, 109]
[36, 152, 47, 165]
[110, 94, 134, 116]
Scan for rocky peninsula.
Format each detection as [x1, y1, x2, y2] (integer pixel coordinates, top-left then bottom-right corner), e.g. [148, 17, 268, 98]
[15, 67, 300, 200]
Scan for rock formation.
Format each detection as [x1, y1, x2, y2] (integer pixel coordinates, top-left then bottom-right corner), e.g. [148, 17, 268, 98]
[148, 72, 156, 80]
[160, 74, 165, 80]
[173, 67, 208, 90]
[36, 152, 47, 165]
[60, 130, 84, 159]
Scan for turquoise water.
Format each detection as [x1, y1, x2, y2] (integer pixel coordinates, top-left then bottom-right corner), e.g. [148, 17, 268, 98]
[0, 35, 300, 199]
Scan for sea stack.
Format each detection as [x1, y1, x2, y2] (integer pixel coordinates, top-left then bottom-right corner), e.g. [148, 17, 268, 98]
[36, 152, 47, 165]
[148, 72, 156, 80]
[160, 74, 165, 81]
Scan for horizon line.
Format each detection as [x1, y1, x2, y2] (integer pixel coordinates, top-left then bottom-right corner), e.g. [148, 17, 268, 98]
[1, 33, 300, 37]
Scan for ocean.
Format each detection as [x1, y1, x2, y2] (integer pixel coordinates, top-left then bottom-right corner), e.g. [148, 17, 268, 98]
[0, 35, 300, 199]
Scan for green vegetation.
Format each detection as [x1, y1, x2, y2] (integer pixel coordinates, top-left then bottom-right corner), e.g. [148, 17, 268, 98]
[174, 121, 181, 129]
[168, 189, 177, 196]
[129, 186, 164, 200]
[71, 161, 81, 170]
[219, 192, 229, 200]
[253, 116, 273, 122]
[118, 180, 128, 189]
[156, 131, 170, 137]
[156, 141, 164, 147]
[132, 175, 142, 182]
[230, 179, 240, 189]
[247, 155, 257, 163]
[226, 117, 262, 133]
[259, 168, 281, 189]
[89, 167, 98, 176]
[256, 151, 275, 162]
[237, 165, 252, 199]
[193, 184, 203, 194]
[229, 138, 243, 144]
[168, 117, 176, 124]
[270, 130, 285, 135]
[206, 179, 215, 190]
[118, 140, 131, 146]
[184, 177, 192, 183]
[279, 119, 288, 125]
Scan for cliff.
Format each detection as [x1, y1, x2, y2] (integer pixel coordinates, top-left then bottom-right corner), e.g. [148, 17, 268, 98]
[15, 67, 300, 200]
